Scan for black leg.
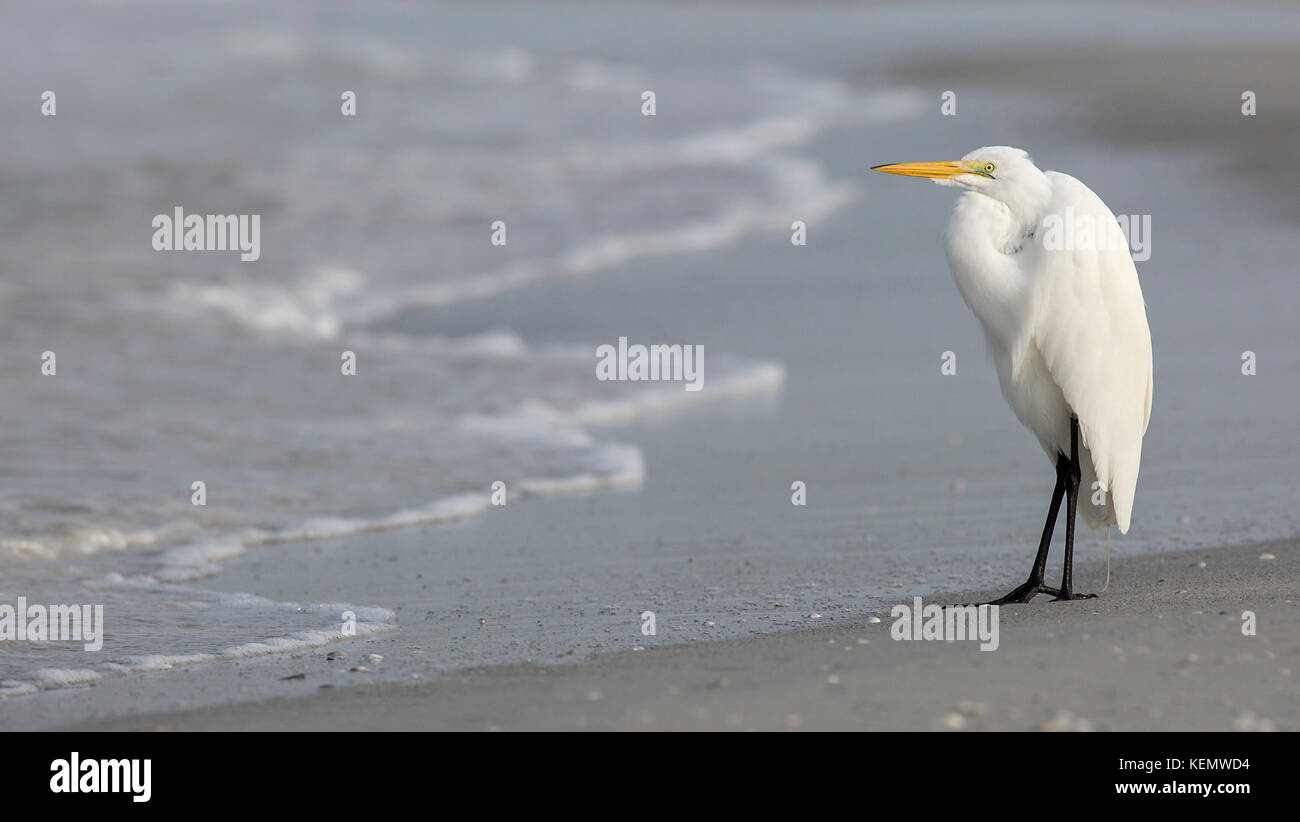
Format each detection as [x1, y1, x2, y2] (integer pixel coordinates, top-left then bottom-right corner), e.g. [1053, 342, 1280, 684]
[987, 452, 1069, 605]
[1055, 415, 1097, 601]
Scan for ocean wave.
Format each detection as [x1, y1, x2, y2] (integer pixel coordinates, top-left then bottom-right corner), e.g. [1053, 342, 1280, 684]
[0, 591, 398, 698]
[0, 35, 876, 696]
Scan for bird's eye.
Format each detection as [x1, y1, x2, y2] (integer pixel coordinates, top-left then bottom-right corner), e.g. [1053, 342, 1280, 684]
[983, 162, 996, 174]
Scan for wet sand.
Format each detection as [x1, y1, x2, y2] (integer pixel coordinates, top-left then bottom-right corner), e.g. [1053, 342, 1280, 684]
[67, 539, 1298, 731]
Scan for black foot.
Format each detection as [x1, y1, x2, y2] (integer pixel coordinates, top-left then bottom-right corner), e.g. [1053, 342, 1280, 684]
[1052, 591, 1098, 602]
[986, 581, 1060, 605]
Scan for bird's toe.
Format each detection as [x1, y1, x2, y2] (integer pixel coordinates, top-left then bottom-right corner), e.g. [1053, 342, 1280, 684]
[1051, 592, 1097, 602]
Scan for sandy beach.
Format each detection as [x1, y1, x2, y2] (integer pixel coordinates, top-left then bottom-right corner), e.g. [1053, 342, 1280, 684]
[65, 539, 1297, 731]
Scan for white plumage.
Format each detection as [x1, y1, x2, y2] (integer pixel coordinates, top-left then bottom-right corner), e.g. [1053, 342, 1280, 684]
[874, 146, 1153, 601]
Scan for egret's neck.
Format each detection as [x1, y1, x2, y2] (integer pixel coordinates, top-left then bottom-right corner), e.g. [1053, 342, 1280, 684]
[943, 183, 1050, 346]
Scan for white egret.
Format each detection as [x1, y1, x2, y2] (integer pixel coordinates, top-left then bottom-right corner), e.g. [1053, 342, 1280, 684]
[873, 146, 1153, 603]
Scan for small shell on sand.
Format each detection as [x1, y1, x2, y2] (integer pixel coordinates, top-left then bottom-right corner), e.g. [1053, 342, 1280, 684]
[939, 713, 967, 730]
[808, 613, 822, 619]
[867, 616, 882, 624]
[1039, 711, 1092, 732]
[350, 665, 367, 672]
[1232, 711, 1276, 732]
[1259, 553, 1276, 560]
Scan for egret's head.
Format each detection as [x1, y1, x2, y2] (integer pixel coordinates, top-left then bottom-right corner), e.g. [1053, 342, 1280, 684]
[872, 146, 1050, 218]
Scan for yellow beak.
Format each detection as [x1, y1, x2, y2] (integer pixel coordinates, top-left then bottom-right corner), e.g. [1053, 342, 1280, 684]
[871, 161, 969, 180]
